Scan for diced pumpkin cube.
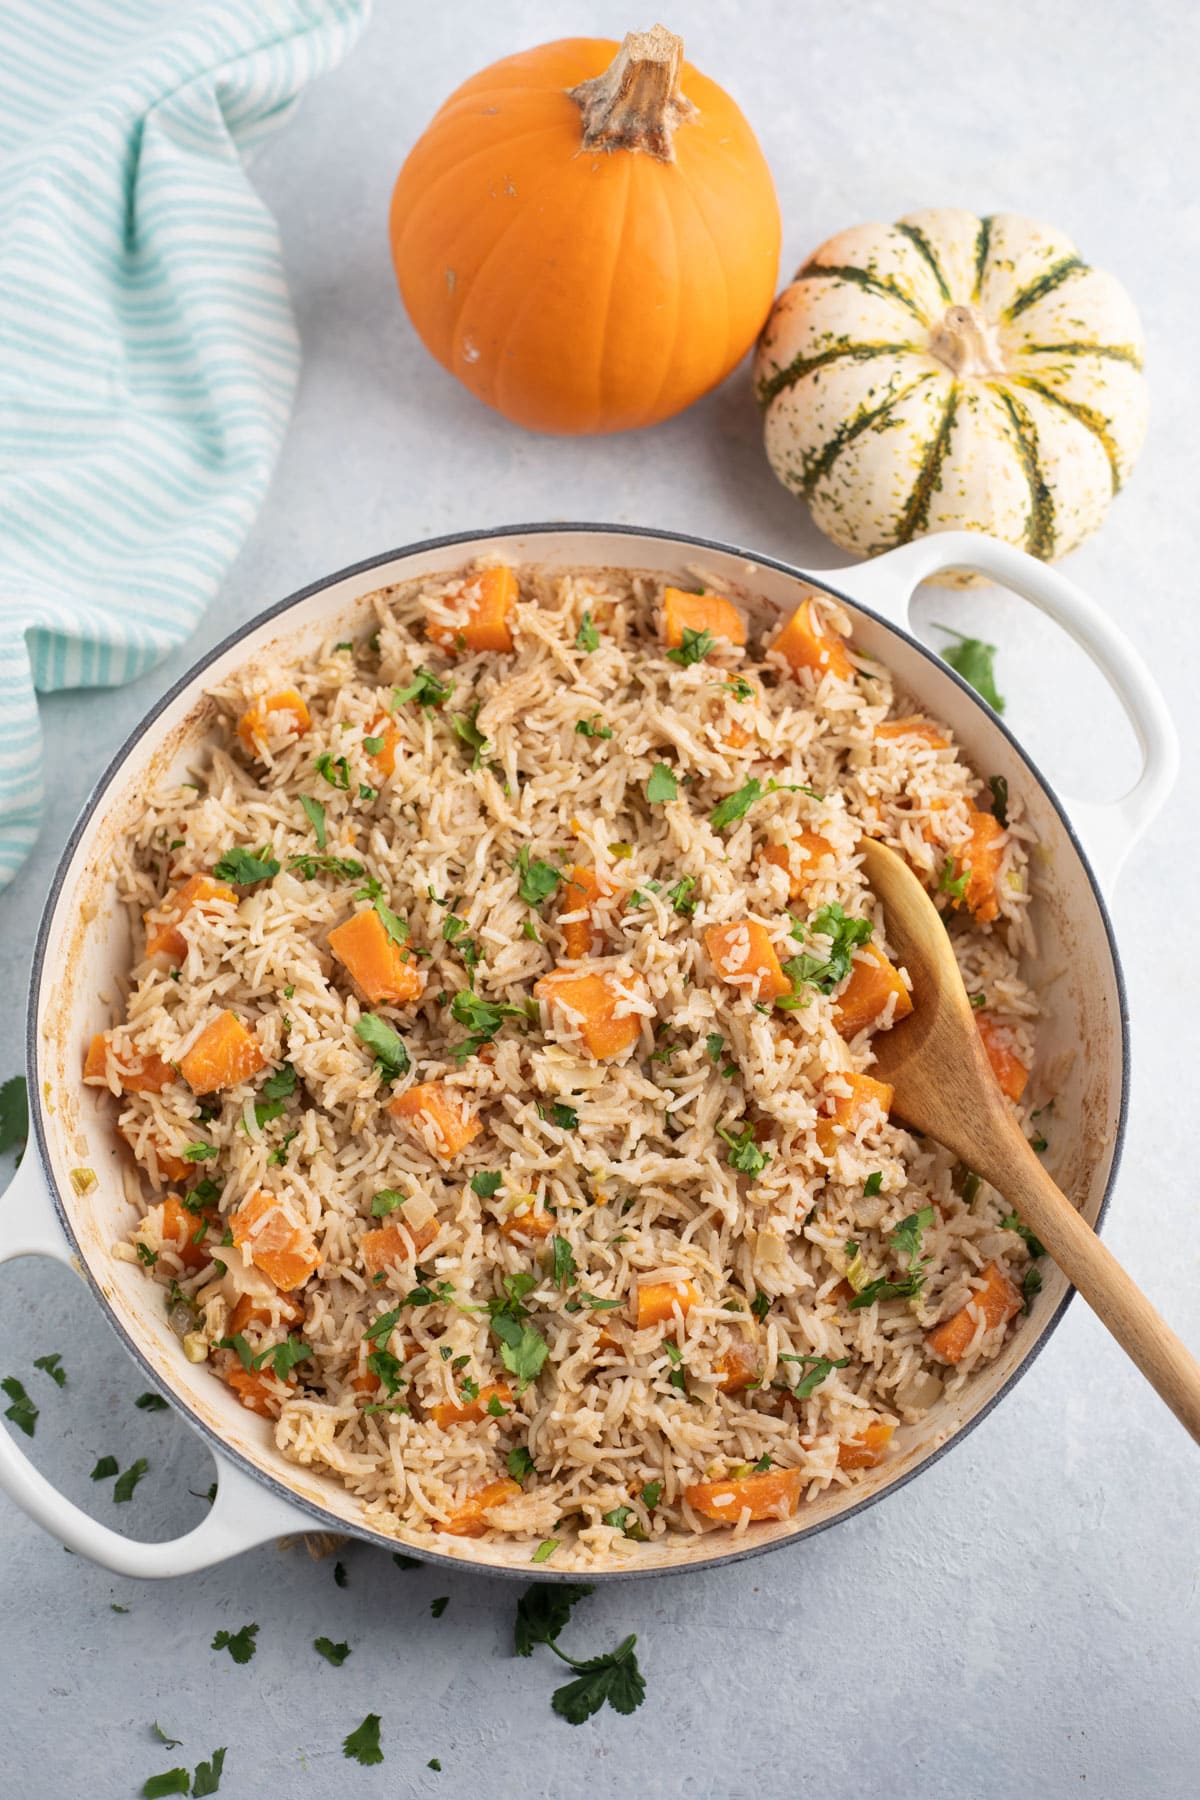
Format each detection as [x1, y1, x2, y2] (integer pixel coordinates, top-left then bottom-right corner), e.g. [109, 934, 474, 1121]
[770, 598, 853, 681]
[224, 1362, 292, 1418]
[426, 565, 518, 653]
[236, 689, 310, 756]
[704, 921, 791, 1002]
[360, 1216, 438, 1276]
[143, 873, 236, 960]
[366, 713, 401, 780]
[761, 833, 835, 902]
[533, 969, 644, 1059]
[684, 1466, 803, 1523]
[179, 1011, 265, 1093]
[149, 1194, 210, 1273]
[837, 1422, 895, 1469]
[635, 1278, 699, 1330]
[874, 716, 949, 749]
[722, 720, 752, 752]
[499, 1206, 556, 1241]
[428, 1382, 513, 1428]
[833, 945, 914, 1037]
[435, 1476, 523, 1536]
[662, 586, 747, 651]
[926, 1262, 1022, 1364]
[976, 1015, 1029, 1103]
[814, 1071, 894, 1155]
[231, 1188, 319, 1290]
[388, 1082, 481, 1159]
[119, 1124, 192, 1186]
[559, 864, 616, 960]
[328, 907, 424, 1006]
[960, 808, 1006, 924]
[84, 1033, 177, 1095]
[228, 1290, 304, 1336]
[714, 1339, 760, 1394]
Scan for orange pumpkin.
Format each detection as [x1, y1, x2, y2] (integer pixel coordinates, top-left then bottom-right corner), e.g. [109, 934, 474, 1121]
[389, 26, 780, 436]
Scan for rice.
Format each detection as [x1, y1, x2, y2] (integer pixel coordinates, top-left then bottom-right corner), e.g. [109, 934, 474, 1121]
[86, 562, 1043, 1566]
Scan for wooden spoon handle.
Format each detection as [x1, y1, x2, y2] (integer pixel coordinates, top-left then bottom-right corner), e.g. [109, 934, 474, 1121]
[985, 1138, 1200, 1443]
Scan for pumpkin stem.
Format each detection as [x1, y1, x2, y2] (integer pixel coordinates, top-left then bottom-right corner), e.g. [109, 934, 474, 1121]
[569, 24, 696, 162]
[929, 304, 1006, 379]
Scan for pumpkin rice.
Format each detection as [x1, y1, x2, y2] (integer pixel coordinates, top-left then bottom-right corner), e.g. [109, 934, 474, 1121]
[86, 563, 1041, 1567]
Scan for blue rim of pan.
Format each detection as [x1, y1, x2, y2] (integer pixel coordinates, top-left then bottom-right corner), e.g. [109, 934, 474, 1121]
[25, 521, 1129, 1583]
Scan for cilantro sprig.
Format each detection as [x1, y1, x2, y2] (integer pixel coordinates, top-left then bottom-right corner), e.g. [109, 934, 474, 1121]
[514, 1582, 645, 1724]
[779, 903, 874, 1007]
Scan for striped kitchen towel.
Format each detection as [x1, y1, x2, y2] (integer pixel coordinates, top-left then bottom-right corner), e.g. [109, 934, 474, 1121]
[0, 0, 371, 890]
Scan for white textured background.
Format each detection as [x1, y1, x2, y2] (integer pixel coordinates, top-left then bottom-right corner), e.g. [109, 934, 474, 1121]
[1, 3, 1198, 1795]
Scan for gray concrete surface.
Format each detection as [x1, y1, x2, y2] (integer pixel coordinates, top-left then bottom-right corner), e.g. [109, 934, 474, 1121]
[2, 2, 1198, 1795]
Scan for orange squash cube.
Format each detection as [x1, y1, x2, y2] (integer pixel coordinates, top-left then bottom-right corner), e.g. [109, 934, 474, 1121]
[236, 689, 310, 756]
[874, 716, 949, 749]
[499, 1207, 556, 1241]
[149, 1194, 210, 1273]
[837, 1422, 895, 1469]
[814, 1071, 894, 1156]
[684, 1466, 803, 1523]
[143, 873, 236, 960]
[976, 1015, 1029, 1103]
[714, 1339, 760, 1393]
[360, 1216, 438, 1276]
[179, 1010, 265, 1093]
[231, 1188, 319, 1291]
[833, 945, 913, 1037]
[662, 586, 747, 651]
[436, 1476, 523, 1536]
[559, 865, 616, 960]
[960, 808, 1006, 924]
[426, 565, 518, 654]
[761, 832, 835, 901]
[224, 1362, 292, 1418]
[388, 1082, 481, 1159]
[722, 719, 753, 752]
[926, 1262, 1022, 1364]
[328, 907, 424, 1007]
[770, 598, 854, 681]
[366, 713, 401, 780]
[635, 1278, 699, 1330]
[428, 1381, 513, 1428]
[704, 921, 791, 1002]
[84, 1033, 177, 1095]
[228, 1290, 304, 1337]
[533, 969, 644, 1059]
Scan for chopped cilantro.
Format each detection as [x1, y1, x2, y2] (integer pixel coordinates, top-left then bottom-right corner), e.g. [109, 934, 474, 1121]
[938, 856, 969, 900]
[343, 1713, 383, 1766]
[710, 779, 761, 830]
[487, 1273, 549, 1389]
[1001, 1212, 1047, 1260]
[451, 705, 490, 768]
[0, 1075, 28, 1158]
[471, 1171, 503, 1198]
[576, 612, 600, 653]
[532, 1539, 559, 1564]
[667, 876, 697, 915]
[575, 716, 613, 740]
[988, 773, 1010, 826]
[113, 1458, 148, 1503]
[864, 1172, 883, 1197]
[183, 1142, 217, 1162]
[374, 900, 409, 947]
[641, 1480, 663, 1508]
[933, 625, 1006, 713]
[1022, 1266, 1043, 1313]
[299, 794, 327, 848]
[646, 764, 678, 804]
[508, 1445, 536, 1481]
[192, 1749, 226, 1797]
[666, 626, 714, 666]
[514, 846, 563, 907]
[211, 1622, 258, 1664]
[288, 853, 364, 881]
[431, 1595, 449, 1617]
[449, 989, 525, 1061]
[719, 1122, 770, 1178]
[315, 752, 351, 790]
[548, 1102, 578, 1131]
[779, 903, 873, 1005]
[353, 1013, 409, 1080]
[135, 1392, 169, 1412]
[2, 1377, 37, 1437]
[33, 1352, 66, 1387]
[371, 1189, 406, 1218]
[750, 1290, 770, 1322]
[778, 1352, 850, 1399]
[136, 1243, 158, 1267]
[212, 846, 279, 885]
[142, 1772, 190, 1798]
[551, 1235, 577, 1286]
[393, 667, 454, 708]
[314, 1637, 351, 1666]
[91, 1455, 119, 1480]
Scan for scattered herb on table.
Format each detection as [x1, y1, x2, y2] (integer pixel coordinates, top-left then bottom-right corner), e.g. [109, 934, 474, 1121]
[135, 1392, 169, 1412]
[33, 1352, 66, 1387]
[91, 1456, 119, 1481]
[211, 1622, 258, 1664]
[334, 1561, 348, 1587]
[430, 1595, 449, 1617]
[343, 1714, 383, 1766]
[2, 1378, 38, 1437]
[933, 625, 1006, 713]
[514, 1581, 646, 1724]
[314, 1637, 351, 1666]
[0, 1074, 28, 1158]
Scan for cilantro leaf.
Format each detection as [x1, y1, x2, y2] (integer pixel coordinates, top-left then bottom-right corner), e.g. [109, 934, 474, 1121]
[371, 1189, 406, 1218]
[192, 1749, 226, 1798]
[778, 903, 874, 1005]
[471, 1171, 503, 1198]
[343, 1714, 383, 1766]
[778, 1352, 850, 1399]
[2, 1377, 37, 1437]
[667, 876, 697, 915]
[212, 846, 279, 885]
[152, 1723, 182, 1749]
[1001, 1211, 1047, 1261]
[710, 779, 762, 831]
[550, 1634, 646, 1723]
[211, 1622, 258, 1664]
[719, 1122, 770, 1178]
[864, 1171, 883, 1197]
[1022, 1265, 1043, 1313]
[91, 1455, 119, 1480]
[848, 1273, 925, 1310]
[514, 1581, 596, 1656]
[299, 794, 327, 849]
[314, 1637, 351, 1666]
[449, 989, 525, 1061]
[890, 1205, 935, 1273]
[0, 1075, 28, 1159]
[575, 612, 600, 653]
[646, 764, 677, 804]
[508, 1445, 536, 1482]
[750, 1290, 770, 1322]
[394, 667, 453, 708]
[934, 625, 1006, 713]
[575, 716, 613, 740]
[451, 705, 490, 768]
[33, 1352, 66, 1388]
[988, 773, 1009, 827]
[431, 1595, 449, 1617]
[641, 1480, 662, 1508]
[113, 1458, 149, 1502]
[937, 856, 969, 901]
[666, 626, 714, 667]
[315, 752, 351, 790]
[514, 846, 563, 907]
[551, 1235, 577, 1286]
[374, 901, 409, 947]
[135, 1392, 169, 1411]
[142, 1771, 190, 1797]
[354, 1013, 409, 1080]
[183, 1142, 217, 1162]
[488, 1279, 549, 1389]
[289, 853, 364, 882]
[532, 1539, 559, 1564]
[260, 1063, 297, 1103]
[548, 1102, 578, 1131]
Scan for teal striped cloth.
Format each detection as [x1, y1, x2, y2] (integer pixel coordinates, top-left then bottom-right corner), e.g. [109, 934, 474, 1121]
[0, 0, 370, 889]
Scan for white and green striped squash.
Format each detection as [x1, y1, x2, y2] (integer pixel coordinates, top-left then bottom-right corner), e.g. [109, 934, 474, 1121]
[754, 209, 1147, 574]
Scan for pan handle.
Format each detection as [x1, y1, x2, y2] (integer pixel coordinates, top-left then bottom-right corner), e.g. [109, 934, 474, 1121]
[825, 531, 1179, 893]
[0, 1154, 315, 1576]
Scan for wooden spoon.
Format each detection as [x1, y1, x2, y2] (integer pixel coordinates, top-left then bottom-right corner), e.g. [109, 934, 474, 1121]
[859, 836, 1200, 1443]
